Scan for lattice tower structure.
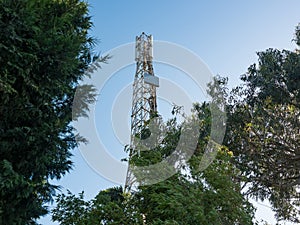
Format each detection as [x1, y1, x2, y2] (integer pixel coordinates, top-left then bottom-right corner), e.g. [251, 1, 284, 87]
[125, 32, 159, 191]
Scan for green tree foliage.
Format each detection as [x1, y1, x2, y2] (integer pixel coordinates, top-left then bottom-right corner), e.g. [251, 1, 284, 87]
[53, 187, 144, 225]
[53, 101, 255, 225]
[0, 0, 105, 223]
[225, 24, 300, 222]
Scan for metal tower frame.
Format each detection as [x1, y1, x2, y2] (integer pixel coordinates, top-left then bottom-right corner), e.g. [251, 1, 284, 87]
[125, 32, 159, 191]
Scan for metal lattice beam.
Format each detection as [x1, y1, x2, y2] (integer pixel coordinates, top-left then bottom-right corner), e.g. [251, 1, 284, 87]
[125, 32, 159, 191]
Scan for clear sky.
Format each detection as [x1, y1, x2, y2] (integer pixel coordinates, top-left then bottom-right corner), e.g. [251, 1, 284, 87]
[39, 0, 300, 224]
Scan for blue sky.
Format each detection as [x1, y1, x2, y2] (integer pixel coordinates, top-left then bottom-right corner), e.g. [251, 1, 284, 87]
[89, 0, 300, 85]
[39, 1, 300, 224]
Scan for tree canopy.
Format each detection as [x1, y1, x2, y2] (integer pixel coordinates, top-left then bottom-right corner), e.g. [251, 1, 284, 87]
[53, 101, 256, 225]
[225, 24, 300, 223]
[0, 0, 102, 223]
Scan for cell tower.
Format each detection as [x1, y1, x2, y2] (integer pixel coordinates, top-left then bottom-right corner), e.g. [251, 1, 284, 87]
[125, 32, 159, 191]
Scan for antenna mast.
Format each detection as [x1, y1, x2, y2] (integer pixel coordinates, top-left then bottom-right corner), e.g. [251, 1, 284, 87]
[125, 32, 159, 191]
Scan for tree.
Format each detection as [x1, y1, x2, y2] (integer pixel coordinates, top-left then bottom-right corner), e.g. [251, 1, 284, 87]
[53, 187, 143, 225]
[53, 100, 256, 224]
[225, 24, 300, 222]
[0, 0, 105, 223]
